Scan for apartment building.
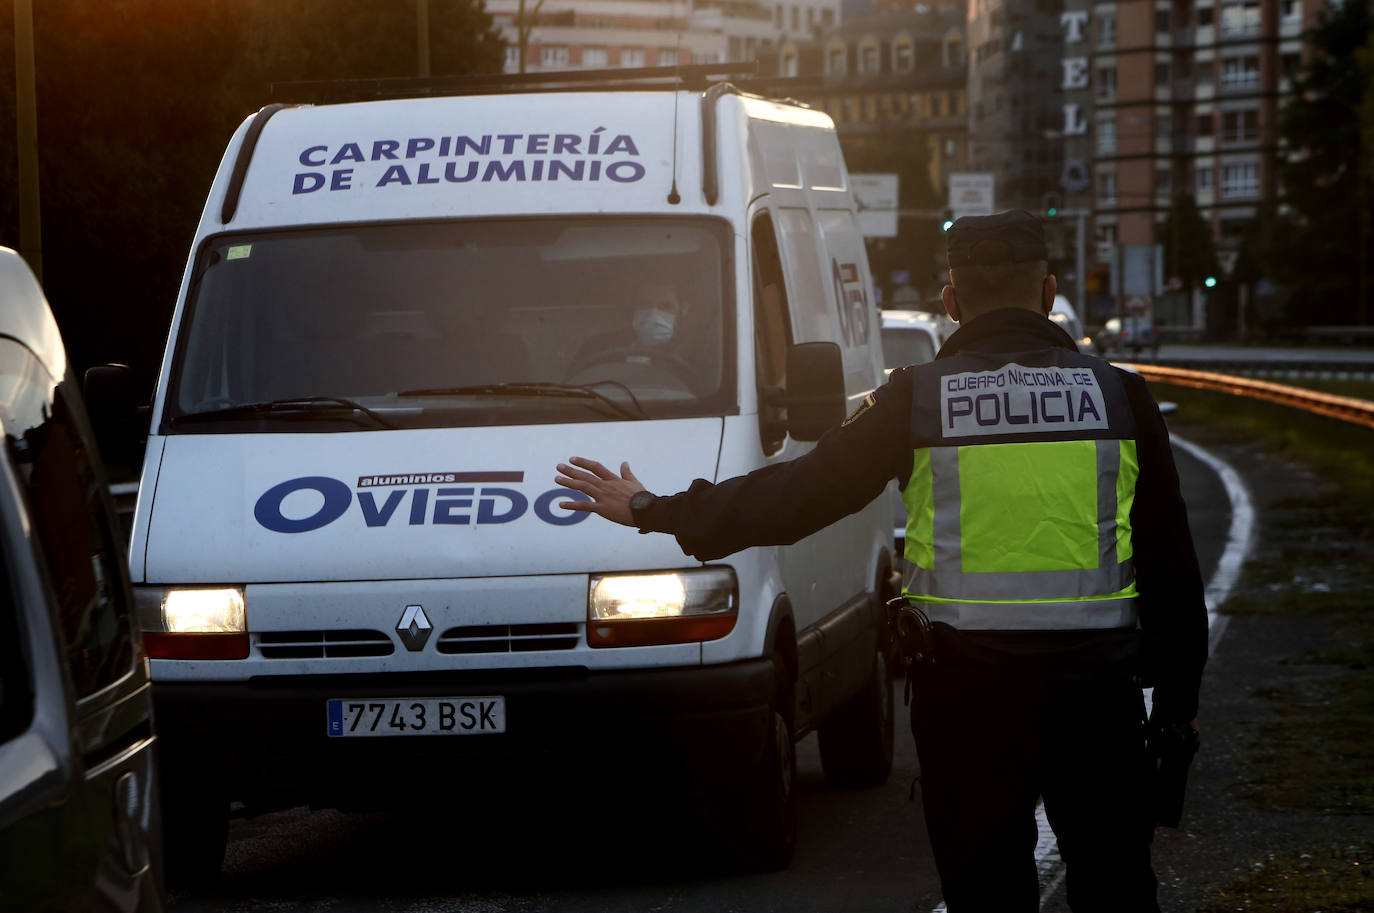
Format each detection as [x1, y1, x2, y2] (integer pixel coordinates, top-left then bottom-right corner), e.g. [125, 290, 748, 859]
[968, 0, 1325, 327]
[487, 0, 716, 71]
[748, 3, 968, 301]
[769, 0, 845, 39]
[1089, 1, 1317, 270]
[486, 0, 844, 73]
[966, 0, 1067, 214]
[800, 4, 970, 195]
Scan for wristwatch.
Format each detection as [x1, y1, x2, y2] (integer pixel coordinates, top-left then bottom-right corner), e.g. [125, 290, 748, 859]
[628, 490, 657, 518]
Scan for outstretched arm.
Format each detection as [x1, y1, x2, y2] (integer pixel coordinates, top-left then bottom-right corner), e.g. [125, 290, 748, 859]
[555, 457, 645, 527]
[552, 368, 916, 561]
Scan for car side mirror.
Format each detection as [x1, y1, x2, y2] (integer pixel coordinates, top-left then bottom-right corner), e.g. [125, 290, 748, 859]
[771, 341, 846, 442]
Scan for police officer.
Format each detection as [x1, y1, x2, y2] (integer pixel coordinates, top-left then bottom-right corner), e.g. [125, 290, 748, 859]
[554, 210, 1207, 913]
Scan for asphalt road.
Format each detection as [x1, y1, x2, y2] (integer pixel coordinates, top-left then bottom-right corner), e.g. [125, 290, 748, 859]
[167, 434, 1233, 913]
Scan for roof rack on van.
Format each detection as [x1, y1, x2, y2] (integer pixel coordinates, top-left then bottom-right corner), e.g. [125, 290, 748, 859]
[221, 103, 297, 224]
[270, 62, 772, 104]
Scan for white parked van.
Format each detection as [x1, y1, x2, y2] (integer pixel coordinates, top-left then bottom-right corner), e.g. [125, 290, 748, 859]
[116, 77, 896, 877]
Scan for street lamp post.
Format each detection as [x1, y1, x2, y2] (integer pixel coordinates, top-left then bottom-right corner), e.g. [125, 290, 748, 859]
[14, 0, 42, 280]
[1047, 208, 1090, 319]
[417, 0, 431, 77]
[1075, 208, 1086, 320]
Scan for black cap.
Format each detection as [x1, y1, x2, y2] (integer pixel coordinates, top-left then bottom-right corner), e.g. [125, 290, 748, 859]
[946, 209, 1049, 267]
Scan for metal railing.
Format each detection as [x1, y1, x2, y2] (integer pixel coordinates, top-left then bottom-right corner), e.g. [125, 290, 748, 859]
[1119, 363, 1374, 430]
[1149, 357, 1374, 381]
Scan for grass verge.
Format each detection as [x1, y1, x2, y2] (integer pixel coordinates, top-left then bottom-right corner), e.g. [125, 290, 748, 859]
[1195, 847, 1372, 913]
[1272, 378, 1374, 401]
[1154, 384, 1374, 912]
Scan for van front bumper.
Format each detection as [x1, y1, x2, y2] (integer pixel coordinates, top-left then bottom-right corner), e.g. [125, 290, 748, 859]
[152, 659, 775, 810]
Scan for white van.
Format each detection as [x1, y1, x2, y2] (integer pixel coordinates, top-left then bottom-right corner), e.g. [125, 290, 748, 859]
[115, 81, 896, 877]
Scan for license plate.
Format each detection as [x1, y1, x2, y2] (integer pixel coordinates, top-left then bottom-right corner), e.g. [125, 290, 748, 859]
[326, 697, 506, 737]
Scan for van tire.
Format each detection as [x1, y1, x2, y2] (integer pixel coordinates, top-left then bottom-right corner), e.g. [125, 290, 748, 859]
[162, 784, 228, 889]
[818, 647, 894, 788]
[713, 706, 797, 872]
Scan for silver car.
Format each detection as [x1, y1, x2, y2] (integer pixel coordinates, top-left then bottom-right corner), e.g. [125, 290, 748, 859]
[0, 248, 165, 911]
[880, 308, 954, 375]
[1050, 295, 1098, 355]
[879, 309, 951, 555]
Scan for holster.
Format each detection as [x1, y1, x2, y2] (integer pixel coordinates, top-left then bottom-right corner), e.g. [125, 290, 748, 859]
[1147, 721, 1199, 828]
[888, 599, 933, 662]
[887, 598, 935, 705]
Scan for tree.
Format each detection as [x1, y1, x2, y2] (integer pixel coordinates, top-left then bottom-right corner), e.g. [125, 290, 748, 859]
[1278, 0, 1372, 326]
[515, 0, 547, 74]
[1231, 202, 1298, 335]
[236, 0, 504, 86]
[1160, 193, 1219, 291]
[1357, 28, 1374, 326]
[2, 0, 505, 388]
[429, 0, 506, 76]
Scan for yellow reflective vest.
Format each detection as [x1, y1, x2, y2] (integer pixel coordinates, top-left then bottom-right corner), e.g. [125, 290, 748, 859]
[900, 350, 1140, 632]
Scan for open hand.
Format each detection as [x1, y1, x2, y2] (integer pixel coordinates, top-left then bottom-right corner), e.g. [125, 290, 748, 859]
[555, 456, 645, 527]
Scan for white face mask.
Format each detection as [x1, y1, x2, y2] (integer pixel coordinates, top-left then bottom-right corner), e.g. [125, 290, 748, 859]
[633, 307, 676, 347]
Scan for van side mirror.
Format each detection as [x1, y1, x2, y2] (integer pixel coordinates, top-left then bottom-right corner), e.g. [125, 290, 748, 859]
[83, 364, 140, 424]
[777, 341, 846, 442]
[83, 364, 149, 474]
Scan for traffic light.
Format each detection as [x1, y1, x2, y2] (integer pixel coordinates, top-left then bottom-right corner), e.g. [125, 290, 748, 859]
[941, 208, 954, 232]
[1042, 193, 1060, 218]
[1203, 275, 1218, 288]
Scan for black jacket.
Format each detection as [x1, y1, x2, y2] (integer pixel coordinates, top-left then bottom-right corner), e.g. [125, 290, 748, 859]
[635, 308, 1208, 721]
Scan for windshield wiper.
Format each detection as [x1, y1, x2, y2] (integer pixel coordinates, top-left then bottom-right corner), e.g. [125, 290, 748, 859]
[169, 396, 398, 429]
[397, 382, 647, 420]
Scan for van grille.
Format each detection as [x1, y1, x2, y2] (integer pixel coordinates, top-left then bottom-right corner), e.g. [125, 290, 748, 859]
[258, 629, 395, 659]
[436, 623, 580, 654]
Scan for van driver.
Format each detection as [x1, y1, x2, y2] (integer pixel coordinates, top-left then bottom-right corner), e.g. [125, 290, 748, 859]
[566, 281, 701, 389]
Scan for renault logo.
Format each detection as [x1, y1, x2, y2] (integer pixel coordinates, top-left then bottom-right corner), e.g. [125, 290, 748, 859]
[396, 605, 432, 652]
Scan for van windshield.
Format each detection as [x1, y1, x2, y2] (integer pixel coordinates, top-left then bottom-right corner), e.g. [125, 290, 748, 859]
[164, 218, 734, 431]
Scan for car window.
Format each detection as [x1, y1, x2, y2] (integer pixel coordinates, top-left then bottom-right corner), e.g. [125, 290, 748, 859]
[0, 340, 135, 700]
[752, 211, 795, 456]
[0, 518, 34, 744]
[881, 328, 936, 369]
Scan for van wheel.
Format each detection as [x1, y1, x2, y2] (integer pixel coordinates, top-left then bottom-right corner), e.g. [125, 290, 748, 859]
[818, 648, 894, 788]
[713, 707, 797, 872]
[162, 782, 228, 889]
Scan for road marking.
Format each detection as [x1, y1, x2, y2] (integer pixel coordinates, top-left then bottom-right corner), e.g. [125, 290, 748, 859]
[1168, 434, 1255, 651]
[931, 433, 1254, 912]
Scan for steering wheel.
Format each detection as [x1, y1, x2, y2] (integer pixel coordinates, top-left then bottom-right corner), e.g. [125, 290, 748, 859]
[192, 395, 237, 412]
[566, 345, 698, 387]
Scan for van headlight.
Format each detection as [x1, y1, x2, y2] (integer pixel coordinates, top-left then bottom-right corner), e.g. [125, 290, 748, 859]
[587, 567, 737, 647]
[159, 587, 246, 632]
[134, 586, 248, 659]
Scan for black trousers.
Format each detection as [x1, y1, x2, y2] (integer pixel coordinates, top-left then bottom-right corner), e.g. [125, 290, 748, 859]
[910, 655, 1159, 913]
